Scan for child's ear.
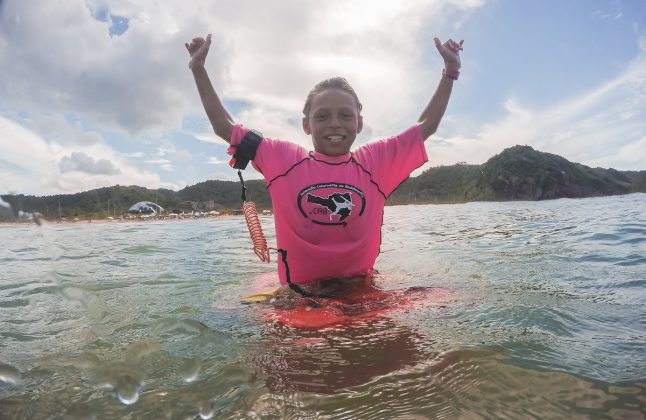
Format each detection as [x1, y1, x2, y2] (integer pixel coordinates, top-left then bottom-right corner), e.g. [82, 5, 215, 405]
[357, 115, 363, 133]
[302, 117, 311, 135]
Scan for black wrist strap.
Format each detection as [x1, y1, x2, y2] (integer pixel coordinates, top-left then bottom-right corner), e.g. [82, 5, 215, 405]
[230, 129, 263, 170]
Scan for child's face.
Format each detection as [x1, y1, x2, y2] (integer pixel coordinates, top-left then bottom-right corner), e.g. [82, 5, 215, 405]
[303, 88, 363, 156]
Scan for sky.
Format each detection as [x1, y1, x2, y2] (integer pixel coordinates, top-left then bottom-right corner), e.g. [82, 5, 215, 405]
[0, 0, 645, 196]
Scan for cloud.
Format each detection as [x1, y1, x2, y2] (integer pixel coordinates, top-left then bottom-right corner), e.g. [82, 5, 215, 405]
[425, 35, 646, 171]
[1, 0, 484, 139]
[0, 0, 228, 136]
[218, 0, 484, 147]
[0, 115, 175, 195]
[206, 157, 227, 165]
[0, 0, 490, 195]
[192, 132, 225, 145]
[59, 152, 121, 175]
[174, 149, 192, 161]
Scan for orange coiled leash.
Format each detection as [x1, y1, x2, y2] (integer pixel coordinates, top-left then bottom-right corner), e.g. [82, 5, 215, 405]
[236, 169, 310, 297]
[231, 128, 310, 296]
[242, 201, 271, 263]
[237, 170, 271, 263]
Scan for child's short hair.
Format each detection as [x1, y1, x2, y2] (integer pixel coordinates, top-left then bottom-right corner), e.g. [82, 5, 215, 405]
[302, 77, 363, 117]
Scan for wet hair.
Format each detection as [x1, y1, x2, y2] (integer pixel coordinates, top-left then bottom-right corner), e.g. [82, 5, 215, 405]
[302, 77, 363, 117]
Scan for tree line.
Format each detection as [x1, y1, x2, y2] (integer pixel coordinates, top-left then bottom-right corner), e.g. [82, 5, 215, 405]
[2, 145, 645, 221]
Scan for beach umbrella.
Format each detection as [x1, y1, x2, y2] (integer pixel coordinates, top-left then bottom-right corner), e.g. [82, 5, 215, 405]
[128, 201, 164, 215]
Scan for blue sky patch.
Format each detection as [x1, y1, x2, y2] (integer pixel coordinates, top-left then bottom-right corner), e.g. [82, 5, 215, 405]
[109, 15, 129, 37]
[90, 6, 129, 37]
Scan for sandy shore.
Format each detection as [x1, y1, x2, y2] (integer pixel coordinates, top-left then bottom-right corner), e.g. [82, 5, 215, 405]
[0, 213, 259, 227]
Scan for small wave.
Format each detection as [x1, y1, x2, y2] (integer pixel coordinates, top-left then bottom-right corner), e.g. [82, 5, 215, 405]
[618, 237, 646, 245]
[614, 254, 646, 266]
[0, 298, 30, 308]
[122, 245, 172, 255]
[581, 233, 623, 242]
[99, 259, 129, 267]
[613, 279, 646, 288]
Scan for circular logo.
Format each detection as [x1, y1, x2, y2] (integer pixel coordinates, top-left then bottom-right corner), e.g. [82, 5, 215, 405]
[297, 183, 366, 226]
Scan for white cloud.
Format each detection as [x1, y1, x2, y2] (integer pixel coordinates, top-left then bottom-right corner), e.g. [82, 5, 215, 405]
[174, 149, 192, 161]
[206, 157, 227, 165]
[121, 151, 146, 158]
[60, 152, 121, 175]
[0, 115, 174, 195]
[0, 0, 226, 136]
[192, 132, 225, 145]
[425, 35, 646, 171]
[145, 158, 172, 165]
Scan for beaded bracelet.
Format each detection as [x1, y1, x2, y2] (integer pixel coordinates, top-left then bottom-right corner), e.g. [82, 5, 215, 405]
[442, 68, 460, 80]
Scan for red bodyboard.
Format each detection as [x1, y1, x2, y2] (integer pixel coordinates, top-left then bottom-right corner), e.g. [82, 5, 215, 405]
[247, 272, 451, 329]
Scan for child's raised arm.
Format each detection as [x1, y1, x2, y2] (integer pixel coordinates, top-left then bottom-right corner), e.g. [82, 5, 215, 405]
[417, 37, 463, 140]
[186, 34, 235, 143]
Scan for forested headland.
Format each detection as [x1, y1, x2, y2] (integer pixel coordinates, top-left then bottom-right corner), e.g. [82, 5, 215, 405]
[2, 145, 645, 221]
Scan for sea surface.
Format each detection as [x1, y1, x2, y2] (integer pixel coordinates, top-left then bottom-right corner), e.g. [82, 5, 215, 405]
[1, 194, 645, 419]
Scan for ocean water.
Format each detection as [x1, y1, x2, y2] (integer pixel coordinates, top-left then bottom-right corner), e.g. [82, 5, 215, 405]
[0, 193, 645, 419]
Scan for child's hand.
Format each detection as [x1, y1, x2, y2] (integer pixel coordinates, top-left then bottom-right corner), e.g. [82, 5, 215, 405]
[433, 37, 463, 71]
[185, 34, 212, 69]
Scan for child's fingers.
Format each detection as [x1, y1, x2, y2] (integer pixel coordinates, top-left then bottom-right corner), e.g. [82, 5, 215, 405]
[206, 33, 212, 44]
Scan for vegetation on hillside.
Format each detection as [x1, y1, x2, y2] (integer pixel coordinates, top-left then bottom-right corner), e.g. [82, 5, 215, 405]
[2, 145, 645, 221]
[389, 145, 645, 204]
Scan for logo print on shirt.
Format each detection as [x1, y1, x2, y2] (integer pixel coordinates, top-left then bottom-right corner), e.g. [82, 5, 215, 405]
[297, 183, 366, 226]
[307, 192, 354, 221]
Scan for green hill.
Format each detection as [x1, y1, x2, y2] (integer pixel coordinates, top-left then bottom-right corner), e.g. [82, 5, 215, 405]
[2, 145, 645, 221]
[389, 145, 646, 204]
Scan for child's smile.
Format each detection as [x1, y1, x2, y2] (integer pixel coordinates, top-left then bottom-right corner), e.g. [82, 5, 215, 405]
[326, 135, 345, 142]
[303, 88, 363, 157]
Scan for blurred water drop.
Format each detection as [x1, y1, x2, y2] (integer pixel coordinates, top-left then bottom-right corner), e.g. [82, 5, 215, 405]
[115, 374, 142, 405]
[0, 195, 10, 209]
[174, 305, 197, 314]
[0, 363, 21, 385]
[153, 318, 210, 336]
[58, 285, 110, 323]
[75, 351, 102, 369]
[44, 242, 66, 262]
[32, 212, 45, 226]
[59, 351, 101, 369]
[197, 400, 215, 419]
[89, 362, 145, 405]
[62, 403, 96, 420]
[178, 357, 201, 382]
[124, 339, 161, 362]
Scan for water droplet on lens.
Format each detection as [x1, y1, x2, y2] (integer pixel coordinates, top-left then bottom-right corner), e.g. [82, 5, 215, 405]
[0, 363, 21, 385]
[63, 351, 101, 369]
[179, 358, 201, 382]
[63, 403, 96, 420]
[152, 317, 210, 336]
[124, 339, 161, 362]
[58, 285, 110, 323]
[90, 363, 145, 405]
[115, 374, 141, 405]
[197, 400, 215, 419]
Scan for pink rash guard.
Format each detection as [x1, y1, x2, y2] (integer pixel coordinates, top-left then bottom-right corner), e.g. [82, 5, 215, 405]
[228, 124, 428, 285]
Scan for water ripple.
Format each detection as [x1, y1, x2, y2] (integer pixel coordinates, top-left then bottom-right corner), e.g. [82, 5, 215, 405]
[0, 194, 645, 419]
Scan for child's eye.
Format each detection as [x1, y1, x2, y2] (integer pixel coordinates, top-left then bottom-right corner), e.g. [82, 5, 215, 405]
[315, 115, 327, 121]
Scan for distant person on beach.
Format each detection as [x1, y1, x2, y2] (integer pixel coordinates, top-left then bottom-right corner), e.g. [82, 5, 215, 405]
[186, 33, 463, 296]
